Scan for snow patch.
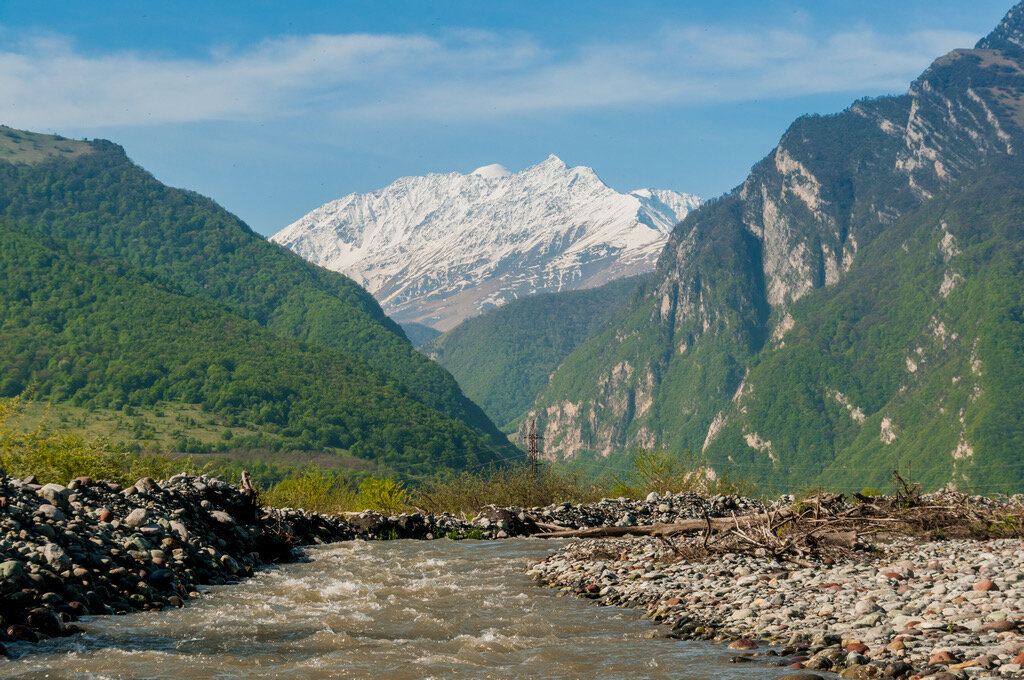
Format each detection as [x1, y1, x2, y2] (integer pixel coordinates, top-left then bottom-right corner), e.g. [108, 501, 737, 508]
[471, 163, 512, 180]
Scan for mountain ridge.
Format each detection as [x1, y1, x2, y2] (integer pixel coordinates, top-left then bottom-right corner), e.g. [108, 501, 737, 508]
[272, 155, 699, 330]
[523, 1, 1024, 492]
[0, 127, 521, 466]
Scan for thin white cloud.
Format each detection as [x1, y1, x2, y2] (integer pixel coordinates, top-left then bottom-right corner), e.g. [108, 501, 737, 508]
[0, 25, 981, 129]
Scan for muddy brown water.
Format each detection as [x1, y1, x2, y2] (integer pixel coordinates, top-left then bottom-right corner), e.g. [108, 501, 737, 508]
[1, 539, 798, 679]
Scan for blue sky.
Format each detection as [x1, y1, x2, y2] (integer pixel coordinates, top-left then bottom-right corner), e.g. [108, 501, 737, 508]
[0, 1, 1015, 235]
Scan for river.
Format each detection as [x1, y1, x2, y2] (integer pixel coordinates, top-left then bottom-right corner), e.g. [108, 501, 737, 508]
[2, 539, 794, 679]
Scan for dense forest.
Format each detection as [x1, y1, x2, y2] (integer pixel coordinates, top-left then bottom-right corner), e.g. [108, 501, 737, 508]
[708, 159, 1024, 493]
[0, 128, 516, 459]
[0, 221, 506, 476]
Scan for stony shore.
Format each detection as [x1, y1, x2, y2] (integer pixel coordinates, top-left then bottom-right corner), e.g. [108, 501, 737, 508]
[6, 471, 1022, 680]
[529, 530, 1024, 680]
[0, 473, 359, 655]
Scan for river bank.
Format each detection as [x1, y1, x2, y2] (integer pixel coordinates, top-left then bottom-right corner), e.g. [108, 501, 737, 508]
[5, 470, 1024, 680]
[529, 500, 1024, 680]
[0, 472, 762, 652]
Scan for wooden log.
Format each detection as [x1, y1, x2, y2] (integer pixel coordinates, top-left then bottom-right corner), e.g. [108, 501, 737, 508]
[532, 514, 772, 539]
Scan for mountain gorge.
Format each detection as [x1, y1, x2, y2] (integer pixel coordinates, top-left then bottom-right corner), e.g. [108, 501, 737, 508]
[524, 4, 1024, 492]
[271, 156, 699, 330]
[424, 275, 645, 430]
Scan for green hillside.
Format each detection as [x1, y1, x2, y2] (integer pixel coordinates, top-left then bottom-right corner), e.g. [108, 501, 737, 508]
[0, 128, 518, 461]
[0, 221, 501, 476]
[425, 277, 645, 429]
[706, 160, 1024, 493]
[526, 4, 1024, 492]
[401, 322, 442, 348]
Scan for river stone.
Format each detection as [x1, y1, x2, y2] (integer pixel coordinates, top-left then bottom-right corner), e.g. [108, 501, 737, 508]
[42, 543, 71, 572]
[220, 555, 240, 574]
[124, 508, 148, 528]
[35, 523, 56, 539]
[27, 608, 62, 637]
[209, 511, 235, 526]
[134, 477, 159, 494]
[6, 624, 38, 642]
[36, 504, 66, 521]
[169, 520, 188, 541]
[148, 569, 175, 590]
[38, 483, 70, 509]
[0, 560, 24, 580]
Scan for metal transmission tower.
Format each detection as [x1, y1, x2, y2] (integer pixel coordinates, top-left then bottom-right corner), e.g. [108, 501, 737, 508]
[527, 419, 540, 474]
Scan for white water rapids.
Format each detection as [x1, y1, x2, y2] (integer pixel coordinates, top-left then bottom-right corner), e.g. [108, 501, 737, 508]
[2, 539, 796, 679]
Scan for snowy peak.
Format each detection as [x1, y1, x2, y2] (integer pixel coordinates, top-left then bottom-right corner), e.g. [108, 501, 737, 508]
[272, 158, 700, 331]
[471, 163, 512, 179]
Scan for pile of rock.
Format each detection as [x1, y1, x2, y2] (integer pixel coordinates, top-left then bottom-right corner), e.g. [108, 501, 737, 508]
[0, 473, 354, 653]
[528, 492, 762, 529]
[341, 493, 763, 541]
[529, 536, 1024, 679]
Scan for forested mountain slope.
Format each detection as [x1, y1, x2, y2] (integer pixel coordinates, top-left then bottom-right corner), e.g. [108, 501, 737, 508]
[525, 2, 1024, 492]
[0, 126, 518, 461]
[0, 222, 503, 475]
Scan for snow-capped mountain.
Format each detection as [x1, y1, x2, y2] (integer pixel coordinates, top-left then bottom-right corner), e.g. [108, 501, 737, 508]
[271, 155, 700, 330]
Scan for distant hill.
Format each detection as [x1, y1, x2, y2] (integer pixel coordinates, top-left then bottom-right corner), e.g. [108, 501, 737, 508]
[401, 322, 442, 348]
[524, 2, 1024, 493]
[0, 127, 522, 471]
[272, 155, 699, 330]
[425, 276, 644, 430]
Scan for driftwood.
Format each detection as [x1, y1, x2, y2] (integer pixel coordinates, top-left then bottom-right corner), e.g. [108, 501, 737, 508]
[534, 514, 774, 539]
[531, 476, 1024, 567]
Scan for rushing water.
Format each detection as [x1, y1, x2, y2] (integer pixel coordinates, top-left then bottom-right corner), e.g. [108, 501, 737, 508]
[2, 539, 793, 680]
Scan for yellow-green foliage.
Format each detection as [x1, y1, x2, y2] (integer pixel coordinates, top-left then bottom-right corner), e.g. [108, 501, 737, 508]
[261, 467, 355, 513]
[355, 477, 409, 515]
[415, 463, 605, 516]
[0, 396, 197, 485]
[611, 446, 759, 499]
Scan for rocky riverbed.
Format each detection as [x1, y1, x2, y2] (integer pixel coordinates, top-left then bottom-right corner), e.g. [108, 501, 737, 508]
[0, 473, 762, 653]
[529, 534, 1024, 679]
[0, 473, 358, 655]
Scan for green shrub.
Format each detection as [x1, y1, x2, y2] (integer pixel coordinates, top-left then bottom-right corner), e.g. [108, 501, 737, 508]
[355, 477, 409, 515]
[610, 446, 758, 499]
[414, 463, 605, 516]
[261, 467, 355, 513]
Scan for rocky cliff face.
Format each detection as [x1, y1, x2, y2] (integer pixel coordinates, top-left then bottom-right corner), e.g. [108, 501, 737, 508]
[271, 156, 699, 330]
[526, 3, 1024, 492]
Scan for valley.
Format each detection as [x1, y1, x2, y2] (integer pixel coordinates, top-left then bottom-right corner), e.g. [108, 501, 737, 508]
[2, 2, 1024, 679]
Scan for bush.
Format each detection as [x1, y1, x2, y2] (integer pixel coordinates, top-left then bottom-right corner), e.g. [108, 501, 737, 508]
[415, 463, 605, 516]
[260, 467, 355, 514]
[355, 477, 409, 515]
